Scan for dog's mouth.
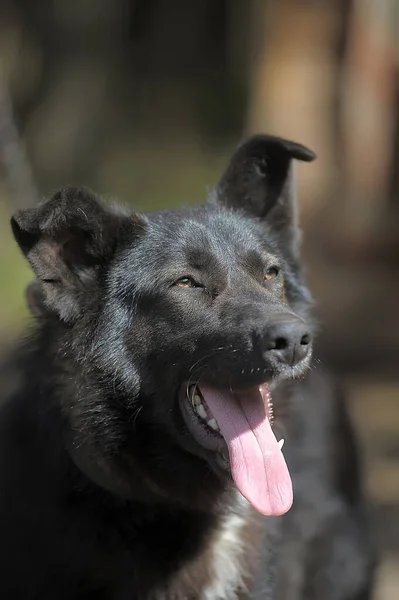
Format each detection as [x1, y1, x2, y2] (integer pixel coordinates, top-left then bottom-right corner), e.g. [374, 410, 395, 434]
[178, 382, 292, 517]
[181, 384, 225, 444]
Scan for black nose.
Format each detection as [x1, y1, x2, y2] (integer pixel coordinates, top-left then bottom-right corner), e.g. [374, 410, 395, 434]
[263, 318, 311, 366]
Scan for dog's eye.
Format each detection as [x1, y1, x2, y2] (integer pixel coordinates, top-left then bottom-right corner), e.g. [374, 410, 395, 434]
[174, 277, 197, 288]
[264, 267, 279, 281]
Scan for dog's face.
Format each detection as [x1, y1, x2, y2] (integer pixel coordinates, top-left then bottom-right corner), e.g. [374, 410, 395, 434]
[13, 135, 316, 515]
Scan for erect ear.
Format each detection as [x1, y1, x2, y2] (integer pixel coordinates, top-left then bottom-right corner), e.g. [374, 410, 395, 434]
[11, 187, 134, 323]
[212, 134, 316, 262]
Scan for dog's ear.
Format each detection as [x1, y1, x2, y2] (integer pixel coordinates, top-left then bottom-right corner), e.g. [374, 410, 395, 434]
[212, 134, 316, 261]
[11, 187, 134, 323]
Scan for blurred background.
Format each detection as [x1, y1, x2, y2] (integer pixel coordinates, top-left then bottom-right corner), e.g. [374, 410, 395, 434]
[0, 1, 398, 597]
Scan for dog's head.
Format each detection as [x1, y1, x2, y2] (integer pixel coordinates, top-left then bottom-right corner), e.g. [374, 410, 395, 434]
[12, 135, 316, 515]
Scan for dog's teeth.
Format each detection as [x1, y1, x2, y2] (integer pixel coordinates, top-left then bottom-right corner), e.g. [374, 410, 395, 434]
[193, 394, 201, 406]
[196, 404, 207, 419]
[278, 439, 285, 450]
[208, 418, 218, 431]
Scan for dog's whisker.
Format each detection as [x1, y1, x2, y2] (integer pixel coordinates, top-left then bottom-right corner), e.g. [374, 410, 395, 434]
[186, 368, 207, 393]
[188, 347, 227, 373]
[132, 406, 143, 431]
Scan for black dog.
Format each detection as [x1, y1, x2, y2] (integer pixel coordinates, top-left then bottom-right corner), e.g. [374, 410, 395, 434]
[0, 135, 374, 599]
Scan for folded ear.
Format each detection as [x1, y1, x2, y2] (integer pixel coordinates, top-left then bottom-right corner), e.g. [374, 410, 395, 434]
[11, 187, 135, 323]
[212, 134, 316, 263]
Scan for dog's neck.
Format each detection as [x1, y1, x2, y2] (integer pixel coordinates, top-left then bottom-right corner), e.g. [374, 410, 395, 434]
[65, 428, 172, 505]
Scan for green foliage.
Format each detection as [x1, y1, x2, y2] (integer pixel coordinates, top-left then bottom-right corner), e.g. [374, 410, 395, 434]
[0, 192, 31, 337]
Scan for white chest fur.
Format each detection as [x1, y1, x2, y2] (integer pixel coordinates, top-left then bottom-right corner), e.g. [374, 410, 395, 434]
[203, 495, 251, 600]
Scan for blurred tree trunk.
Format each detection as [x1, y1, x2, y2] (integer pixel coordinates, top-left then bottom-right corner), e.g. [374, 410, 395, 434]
[338, 0, 397, 260]
[388, 69, 399, 220]
[245, 0, 341, 219]
[246, 0, 399, 265]
[21, 0, 131, 192]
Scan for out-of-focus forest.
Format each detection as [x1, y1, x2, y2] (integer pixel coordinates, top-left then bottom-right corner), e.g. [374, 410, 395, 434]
[0, 1, 398, 598]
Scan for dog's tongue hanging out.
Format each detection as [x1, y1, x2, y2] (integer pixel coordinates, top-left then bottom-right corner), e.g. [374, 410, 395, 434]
[199, 383, 293, 516]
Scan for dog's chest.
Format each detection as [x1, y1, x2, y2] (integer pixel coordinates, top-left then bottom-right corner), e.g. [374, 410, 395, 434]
[202, 508, 250, 600]
[159, 495, 259, 600]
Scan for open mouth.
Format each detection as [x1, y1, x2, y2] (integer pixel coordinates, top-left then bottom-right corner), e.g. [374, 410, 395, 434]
[184, 385, 224, 440]
[178, 382, 292, 517]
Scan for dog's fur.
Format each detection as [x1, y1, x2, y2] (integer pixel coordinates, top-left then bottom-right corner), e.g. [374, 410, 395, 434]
[0, 135, 374, 599]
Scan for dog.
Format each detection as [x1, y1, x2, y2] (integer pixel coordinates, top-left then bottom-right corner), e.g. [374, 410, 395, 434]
[0, 134, 375, 599]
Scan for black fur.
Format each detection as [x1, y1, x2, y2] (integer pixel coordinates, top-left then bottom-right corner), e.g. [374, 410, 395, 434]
[0, 135, 375, 599]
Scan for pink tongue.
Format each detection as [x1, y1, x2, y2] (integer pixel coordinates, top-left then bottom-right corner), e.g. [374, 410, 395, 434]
[199, 383, 293, 516]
